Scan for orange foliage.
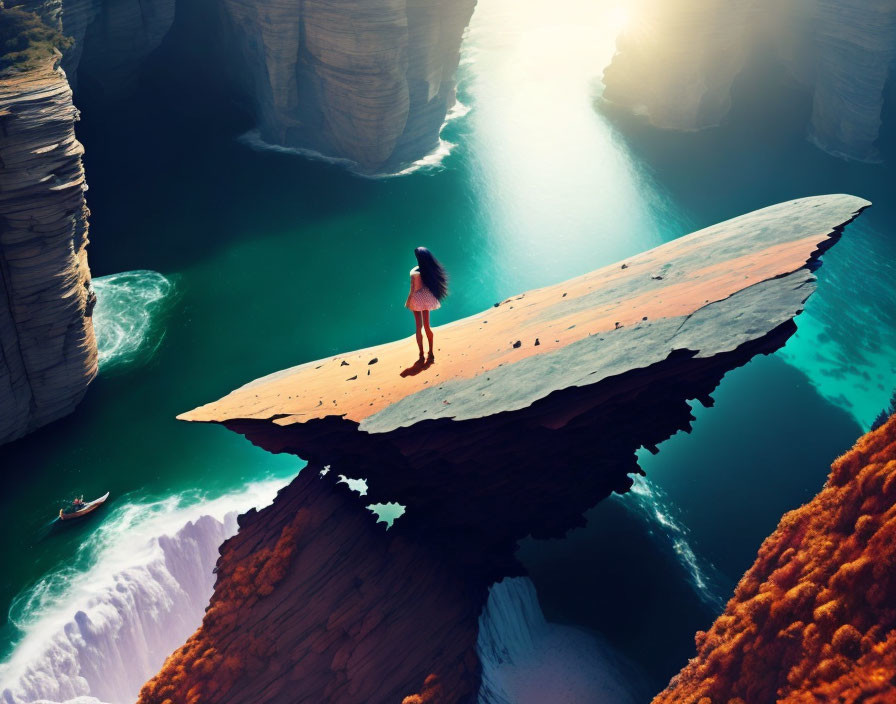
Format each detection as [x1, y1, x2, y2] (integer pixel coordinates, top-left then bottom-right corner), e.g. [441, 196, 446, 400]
[138, 509, 307, 704]
[653, 415, 896, 704]
[402, 673, 447, 704]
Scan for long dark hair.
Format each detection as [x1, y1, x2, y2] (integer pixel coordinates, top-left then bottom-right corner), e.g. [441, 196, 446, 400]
[415, 247, 448, 300]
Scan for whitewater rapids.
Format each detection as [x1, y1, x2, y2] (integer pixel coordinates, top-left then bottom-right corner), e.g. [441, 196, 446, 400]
[0, 482, 284, 704]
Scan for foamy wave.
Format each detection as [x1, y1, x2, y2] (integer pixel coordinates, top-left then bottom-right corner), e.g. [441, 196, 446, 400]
[619, 476, 725, 611]
[237, 100, 470, 179]
[0, 479, 288, 704]
[477, 577, 640, 704]
[92, 271, 175, 371]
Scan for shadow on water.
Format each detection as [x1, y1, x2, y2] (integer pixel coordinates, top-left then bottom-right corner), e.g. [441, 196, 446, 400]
[519, 355, 863, 692]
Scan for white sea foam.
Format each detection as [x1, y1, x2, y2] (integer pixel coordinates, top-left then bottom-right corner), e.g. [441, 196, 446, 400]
[92, 271, 175, 370]
[237, 100, 470, 179]
[477, 577, 640, 704]
[0, 479, 287, 704]
[619, 476, 725, 610]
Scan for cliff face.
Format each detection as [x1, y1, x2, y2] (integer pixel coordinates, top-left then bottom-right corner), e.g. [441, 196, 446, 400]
[139, 467, 485, 704]
[652, 414, 896, 704]
[603, 0, 896, 161]
[139, 196, 869, 704]
[8, 0, 176, 94]
[221, 0, 476, 172]
[808, 0, 896, 161]
[0, 56, 97, 444]
[602, 0, 757, 131]
[71, 0, 177, 96]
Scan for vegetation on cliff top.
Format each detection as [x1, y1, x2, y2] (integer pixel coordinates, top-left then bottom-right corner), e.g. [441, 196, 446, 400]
[0, 6, 71, 75]
[652, 412, 896, 703]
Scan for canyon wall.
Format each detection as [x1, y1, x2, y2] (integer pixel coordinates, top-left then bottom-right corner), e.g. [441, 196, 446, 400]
[221, 0, 477, 172]
[61, 0, 176, 95]
[0, 54, 98, 444]
[808, 0, 896, 160]
[652, 413, 896, 704]
[139, 196, 869, 704]
[602, 0, 757, 131]
[603, 0, 896, 161]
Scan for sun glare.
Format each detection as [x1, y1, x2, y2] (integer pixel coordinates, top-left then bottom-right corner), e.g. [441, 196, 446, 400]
[610, 4, 631, 33]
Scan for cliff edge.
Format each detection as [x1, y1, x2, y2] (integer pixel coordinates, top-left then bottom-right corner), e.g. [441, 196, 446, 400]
[0, 54, 97, 445]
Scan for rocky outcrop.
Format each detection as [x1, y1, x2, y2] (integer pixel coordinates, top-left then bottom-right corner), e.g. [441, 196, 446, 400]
[139, 467, 485, 704]
[221, 0, 477, 172]
[652, 413, 896, 704]
[602, 0, 896, 161]
[139, 195, 869, 704]
[0, 55, 97, 444]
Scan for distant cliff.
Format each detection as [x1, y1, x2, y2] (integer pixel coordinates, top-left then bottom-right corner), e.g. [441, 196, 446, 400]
[0, 53, 97, 444]
[221, 0, 477, 172]
[60, 0, 177, 95]
[139, 196, 868, 704]
[603, 0, 896, 161]
[652, 413, 896, 703]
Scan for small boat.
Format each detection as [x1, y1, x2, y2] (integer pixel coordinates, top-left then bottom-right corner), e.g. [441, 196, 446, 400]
[58, 492, 110, 521]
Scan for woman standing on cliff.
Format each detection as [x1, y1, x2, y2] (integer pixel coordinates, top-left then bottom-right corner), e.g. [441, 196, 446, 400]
[405, 247, 448, 362]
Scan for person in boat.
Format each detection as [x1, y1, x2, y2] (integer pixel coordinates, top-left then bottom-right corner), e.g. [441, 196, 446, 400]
[73, 496, 85, 509]
[404, 247, 448, 362]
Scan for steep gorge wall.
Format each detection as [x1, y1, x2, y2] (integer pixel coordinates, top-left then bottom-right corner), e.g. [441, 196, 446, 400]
[221, 0, 477, 172]
[652, 414, 896, 704]
[603, 0, 896, 161]
[60, 0, 176, 95]
[0, 56, 97, 444]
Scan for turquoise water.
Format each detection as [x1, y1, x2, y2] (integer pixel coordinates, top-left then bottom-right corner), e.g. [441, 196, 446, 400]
[2, 0, 894, 692]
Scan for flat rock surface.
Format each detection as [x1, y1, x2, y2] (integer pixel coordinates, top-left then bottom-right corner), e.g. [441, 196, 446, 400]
[181, 194, 870, 434]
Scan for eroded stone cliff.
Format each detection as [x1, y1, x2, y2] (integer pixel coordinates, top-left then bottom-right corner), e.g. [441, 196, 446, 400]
[222, 0, 476, 172]
[602, 0, 756, 131]
[652, 413, 896, 704]
[139, 196, 869, 704]
[603, 0, 896, 161]
[0, 55, 97, 444]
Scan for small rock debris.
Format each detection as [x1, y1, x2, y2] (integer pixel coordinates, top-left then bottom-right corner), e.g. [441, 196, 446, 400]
[621, 263, 628, 269]
[340, 360, 349, 366]
[534, 338, 540, 346]
[512, 340, 522, 348]
[346, 375, 357, 381]
[368, 358, 378, 365]
[615, 322, 622, 329]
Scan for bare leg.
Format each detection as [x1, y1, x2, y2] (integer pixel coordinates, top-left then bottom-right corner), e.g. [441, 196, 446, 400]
[413, 311, 424, 358]
[422, 310, 434, 358]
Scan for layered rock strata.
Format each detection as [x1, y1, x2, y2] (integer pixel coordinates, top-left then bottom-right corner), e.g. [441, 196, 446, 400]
[7, 0, 177, 94]
[139, 195, 869, 704]
[603, 0, 896, 161]
[0, 56, 97, 444]
[72, 0, 176, 96]
[652, 413, 896, 704]
[221, 0, 477, 172]
[808, 0, 896, 161]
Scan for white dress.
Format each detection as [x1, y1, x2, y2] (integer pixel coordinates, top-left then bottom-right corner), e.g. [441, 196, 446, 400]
[406, 266, 441, 311]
